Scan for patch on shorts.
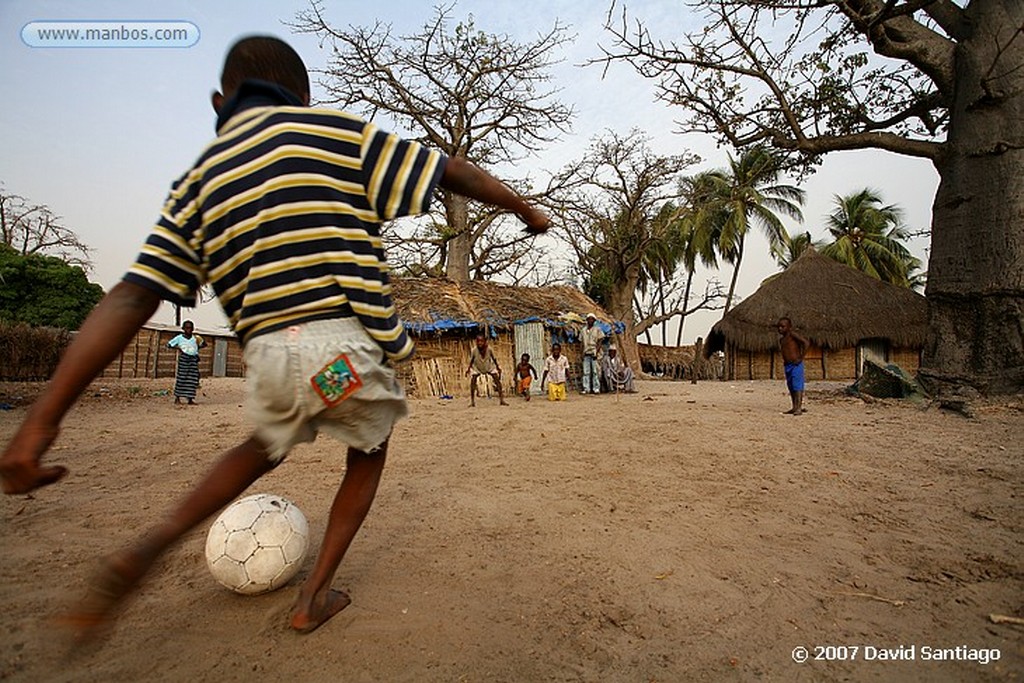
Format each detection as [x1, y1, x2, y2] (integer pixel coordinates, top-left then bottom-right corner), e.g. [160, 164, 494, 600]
[310, 354, 364, 407]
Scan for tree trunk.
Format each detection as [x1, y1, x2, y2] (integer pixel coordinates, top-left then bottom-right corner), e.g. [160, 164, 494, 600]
[658, 279, 667, 345]
[444, 193, 471, 282]
[723, 236, 744, 314]
[606, 263, 642, 373]
[675, 268, 695, 346]
[920, 2, 1024, 395]
[690, 336, 703, 384]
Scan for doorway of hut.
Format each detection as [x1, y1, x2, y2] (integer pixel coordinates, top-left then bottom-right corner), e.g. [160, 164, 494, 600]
[856, 338, 890, 377]
[513, 322, 546, 396]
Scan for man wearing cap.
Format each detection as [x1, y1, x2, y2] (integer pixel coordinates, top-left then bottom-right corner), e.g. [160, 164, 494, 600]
[602, 344, 636, 393]
[580, 313, 605, 394]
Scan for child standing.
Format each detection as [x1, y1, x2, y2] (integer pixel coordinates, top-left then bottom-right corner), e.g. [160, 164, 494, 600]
[167, 320, 207, 404]
[466, 333, 507, 407]
[0, 35, 549, 641]
[515, 353, 538, 401]
[541, 343, 571, 401]
[777, 317, 809, 415]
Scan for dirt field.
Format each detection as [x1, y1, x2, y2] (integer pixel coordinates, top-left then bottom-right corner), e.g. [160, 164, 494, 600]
[1, 377, 1021, 682]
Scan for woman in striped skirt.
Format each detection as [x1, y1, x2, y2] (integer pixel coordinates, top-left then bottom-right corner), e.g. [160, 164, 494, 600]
[167, 321, 207, 404]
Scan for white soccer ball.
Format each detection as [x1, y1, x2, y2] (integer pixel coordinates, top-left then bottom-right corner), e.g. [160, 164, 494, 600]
[205, 493, 310, 595]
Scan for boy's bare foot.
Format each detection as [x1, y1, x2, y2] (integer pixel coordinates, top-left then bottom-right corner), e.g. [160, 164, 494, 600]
[1, 422, 66, 494]
[58, 550, 153, 645]
[0, 460, 67, 494]
[290, 589, 351, 634]
[500, 399, 509, 406]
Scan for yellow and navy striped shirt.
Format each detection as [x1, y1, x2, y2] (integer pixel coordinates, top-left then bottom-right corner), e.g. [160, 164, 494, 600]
[125, 81, 445, 361]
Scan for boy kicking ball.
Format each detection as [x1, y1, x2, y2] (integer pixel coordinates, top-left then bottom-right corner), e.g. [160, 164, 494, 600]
[0, 35, 549, 642]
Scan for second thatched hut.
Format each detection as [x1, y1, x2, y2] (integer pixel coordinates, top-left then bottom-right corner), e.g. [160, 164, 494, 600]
[704, 248, 927, 381]
[392, 278, 622, 397]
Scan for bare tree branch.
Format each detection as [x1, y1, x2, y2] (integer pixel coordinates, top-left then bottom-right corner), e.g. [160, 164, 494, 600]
[291, 2, 573, 281]
[634, 280, 725, 336]
[0, 185, 91, 270]
[596, 1, 950, 167]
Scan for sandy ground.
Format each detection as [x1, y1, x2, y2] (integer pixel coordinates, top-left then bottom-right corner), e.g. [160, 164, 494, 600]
[0, 377, 1021, 682]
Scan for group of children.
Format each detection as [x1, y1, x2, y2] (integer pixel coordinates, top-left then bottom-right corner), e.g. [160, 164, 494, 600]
[465, 333, 599, 404]
[470, 315, 809, 408]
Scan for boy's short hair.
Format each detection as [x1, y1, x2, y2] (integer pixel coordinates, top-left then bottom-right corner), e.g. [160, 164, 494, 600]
[221, 35, 310, 100]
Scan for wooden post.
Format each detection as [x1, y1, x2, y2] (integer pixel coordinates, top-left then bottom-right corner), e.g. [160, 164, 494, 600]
[690, 337, 703, 384]
[144, 329, 153, 379]
[152, 331, 162, 378]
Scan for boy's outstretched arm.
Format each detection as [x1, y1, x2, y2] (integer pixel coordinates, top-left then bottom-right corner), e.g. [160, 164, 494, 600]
[440, 157, 550, 234]
[1, 282, 162, 494]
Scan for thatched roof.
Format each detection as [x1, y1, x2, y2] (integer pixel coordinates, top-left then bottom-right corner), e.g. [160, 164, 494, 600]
[705, 247, 927, 354]
[392, 278, 619, 334]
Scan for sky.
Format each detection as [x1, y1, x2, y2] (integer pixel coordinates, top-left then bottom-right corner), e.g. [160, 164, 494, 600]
[0, 0, 939, 343]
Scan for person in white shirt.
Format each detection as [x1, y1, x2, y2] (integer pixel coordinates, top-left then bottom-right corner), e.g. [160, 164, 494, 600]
[540, 343, 571, 401]
[580, 313, 604, 394]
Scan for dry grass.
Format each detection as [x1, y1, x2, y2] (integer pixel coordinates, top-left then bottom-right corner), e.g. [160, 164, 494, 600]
[0, 322, 71, 381]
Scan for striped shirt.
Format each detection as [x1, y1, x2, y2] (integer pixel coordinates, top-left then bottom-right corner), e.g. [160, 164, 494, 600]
[125, 81, 445, 361]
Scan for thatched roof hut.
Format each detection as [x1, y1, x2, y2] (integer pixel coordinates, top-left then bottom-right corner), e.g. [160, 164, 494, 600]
[705, 248, 927, 380]
[390, 278, 622, 397]
[392, 278, 616, 334]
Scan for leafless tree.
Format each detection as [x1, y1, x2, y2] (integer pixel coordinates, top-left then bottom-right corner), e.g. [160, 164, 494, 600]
[291, 2, 574, 281]
[0, 185, 91, 269]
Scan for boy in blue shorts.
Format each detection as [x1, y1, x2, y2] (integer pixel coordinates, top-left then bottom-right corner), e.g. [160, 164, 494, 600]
[0, 35, 549, 640]
[777, 317, 809, 415]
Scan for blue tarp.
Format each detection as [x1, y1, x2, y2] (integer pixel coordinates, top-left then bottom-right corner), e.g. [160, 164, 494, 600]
[403, 315, 625, 338]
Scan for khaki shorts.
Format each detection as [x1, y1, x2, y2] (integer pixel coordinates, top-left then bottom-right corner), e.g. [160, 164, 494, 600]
[244, 318, 408, 463]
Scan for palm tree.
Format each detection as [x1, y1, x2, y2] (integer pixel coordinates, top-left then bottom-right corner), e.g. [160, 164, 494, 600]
[636, 202, 689, 344]
[693, 147, 805, 312]
[820, 189, 922, 287]
[669, 173, 727, 343]
[774, 231, 825, 269]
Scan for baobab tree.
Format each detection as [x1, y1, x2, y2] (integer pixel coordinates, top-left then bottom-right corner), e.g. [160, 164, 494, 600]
[602, 1, 1024, 395]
